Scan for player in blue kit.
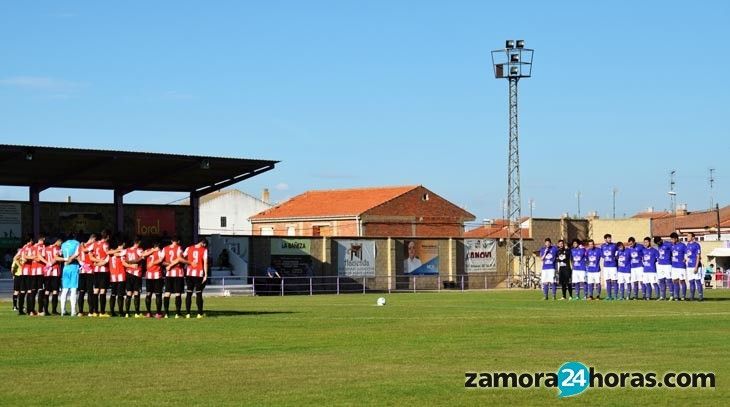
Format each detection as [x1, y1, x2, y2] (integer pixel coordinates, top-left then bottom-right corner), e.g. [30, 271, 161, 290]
[670, 232, 687, 301]
[600, 234, 617, 300]
[685, 232, 703, 301]
[539, 238, 558, 300]
[642, 237, 659, 300]
[585, 240, 602, 300]
[654, 236, 673, 300]
[570, 239, 587, 300]
[616, 242, 631, 300]
[626, 237, 644, 300]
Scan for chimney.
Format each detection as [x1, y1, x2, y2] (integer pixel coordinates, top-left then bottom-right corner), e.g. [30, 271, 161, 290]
[676, 203, 688, 216]
[262, 188, 270, 204]
[587, 211, 599, 220]
[647, 206, 654, 213]
[482, 218, 494, 226]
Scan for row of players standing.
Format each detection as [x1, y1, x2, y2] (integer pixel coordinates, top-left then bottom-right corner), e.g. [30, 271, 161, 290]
[11, 230, 209, 318]
[539, 232, 703, 301]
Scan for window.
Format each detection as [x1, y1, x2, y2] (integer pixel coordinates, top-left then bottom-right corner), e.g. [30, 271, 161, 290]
[220, 216, 227, 228]
[422, 193, 430, 201]
[261, 227, 274, 236]
[287, 226, 296, 236]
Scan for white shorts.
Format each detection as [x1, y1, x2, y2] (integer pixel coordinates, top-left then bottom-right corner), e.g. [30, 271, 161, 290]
[643, 272, 658, 284]
[686, 268, 702, 280]
[604, 267, 618, 280]
[617, 273, 631, 284]
[540, 269, 555, 284]
[631, 267, 643, 283]
[657, 264, 671, 280]
[587, 272, 601, 284]
[671, 267, 686, 280]
[572, 269, 586, 283]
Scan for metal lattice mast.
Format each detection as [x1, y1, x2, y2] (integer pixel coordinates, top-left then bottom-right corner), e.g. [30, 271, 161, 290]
[506, 76, 524, 287]
[492, 40, 533, 288]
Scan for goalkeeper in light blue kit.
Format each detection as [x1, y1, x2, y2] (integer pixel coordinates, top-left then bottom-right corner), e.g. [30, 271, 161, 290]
[59, 233, 81, 316]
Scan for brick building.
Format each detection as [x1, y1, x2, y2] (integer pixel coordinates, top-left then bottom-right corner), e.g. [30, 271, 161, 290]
[249, 185, 475, 237]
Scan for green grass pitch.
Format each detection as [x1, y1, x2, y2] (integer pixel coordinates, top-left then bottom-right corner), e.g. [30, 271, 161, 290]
[1, 290, 728, 406]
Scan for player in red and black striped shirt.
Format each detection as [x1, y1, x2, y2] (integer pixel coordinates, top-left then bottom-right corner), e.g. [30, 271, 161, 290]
[144, 242, 165, 318]
[17, 236, 35, 315]
[162, 237, 185, 318]
[108, 240, 126, 317]
[42, 238, 63, 315]
[182, 238, 208, 318]
[121, 237, 145, 318]
[77, 234, 97, 316]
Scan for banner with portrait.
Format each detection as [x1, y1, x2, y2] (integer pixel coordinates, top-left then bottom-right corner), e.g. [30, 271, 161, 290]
[402, 239, 439, 275]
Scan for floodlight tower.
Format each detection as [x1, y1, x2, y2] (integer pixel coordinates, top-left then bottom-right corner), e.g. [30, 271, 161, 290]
[491, 40, 534, 287]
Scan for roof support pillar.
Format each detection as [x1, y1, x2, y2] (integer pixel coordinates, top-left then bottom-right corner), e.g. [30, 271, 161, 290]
[190, 192, 200, 243]
[29, 185, 42, 239]
[114, 189, 126, 236]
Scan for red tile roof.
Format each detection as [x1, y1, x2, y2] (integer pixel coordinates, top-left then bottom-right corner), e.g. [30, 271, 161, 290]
[250, 185, 419, 220]
[464, 220, 531, 239]
[652, 205, 730, 236]
[632, 211, 672, 219]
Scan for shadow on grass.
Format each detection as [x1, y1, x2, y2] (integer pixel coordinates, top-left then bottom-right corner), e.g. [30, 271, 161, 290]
[204, 310, 297, 318]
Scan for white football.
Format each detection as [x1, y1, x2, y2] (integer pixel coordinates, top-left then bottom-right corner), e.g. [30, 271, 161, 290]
[376, 297, 386, 306]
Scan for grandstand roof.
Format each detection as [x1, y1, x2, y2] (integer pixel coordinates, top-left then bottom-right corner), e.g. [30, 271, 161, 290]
[0, 144, 277, 195]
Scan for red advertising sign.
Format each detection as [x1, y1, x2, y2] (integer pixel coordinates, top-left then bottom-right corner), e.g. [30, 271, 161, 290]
[135, 208, 176, 236]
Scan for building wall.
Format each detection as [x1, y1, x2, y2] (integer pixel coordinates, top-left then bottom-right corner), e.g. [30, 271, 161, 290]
[199, 192, 272, 235]
[590, 218, 652, 243]
[9, 200, 192, 243]
[252, 219, 359, 237]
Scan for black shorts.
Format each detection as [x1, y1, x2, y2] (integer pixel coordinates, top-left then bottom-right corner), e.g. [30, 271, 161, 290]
[30, 275, 44, 291]
[146, 279, 163, 295]
[110, 281, 126, 296]
[18, 275, 31, 292]
[44, 276, 61, 292]
[78, 274, 94, 292]
[94, 272, 110, 290]
[125, 274, 142, 293]
[165, 277, 185, 294]
[186, 276, 206, 292]
[13, 276, 21, 291]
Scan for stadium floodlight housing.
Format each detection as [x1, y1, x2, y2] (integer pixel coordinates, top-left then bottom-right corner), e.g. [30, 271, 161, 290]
[516, 40, 525, 49]
[491, 41, 533, 79]
[505, 40, 515, 49]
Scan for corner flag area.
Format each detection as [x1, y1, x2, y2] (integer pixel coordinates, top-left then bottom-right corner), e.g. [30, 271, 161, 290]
[1, 291, 728, 405]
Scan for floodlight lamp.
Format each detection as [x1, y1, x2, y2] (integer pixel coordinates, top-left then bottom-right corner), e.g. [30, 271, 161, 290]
[510, 66, 519, 76]
[510, 54, 519, 63]
[505, 40, 515, 49]
[25, 152, 33, 161]
[200, 159, 211, 170]
[516, 40, 525, 49]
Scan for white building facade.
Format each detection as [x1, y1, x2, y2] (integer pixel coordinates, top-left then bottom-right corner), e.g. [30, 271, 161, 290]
[191, 189, 273, 236]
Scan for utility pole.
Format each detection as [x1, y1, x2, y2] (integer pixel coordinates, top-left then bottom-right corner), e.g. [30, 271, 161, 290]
[709, 168, 716, 210]
[576, 191, 581, 218]
[612, 188, 618, 219]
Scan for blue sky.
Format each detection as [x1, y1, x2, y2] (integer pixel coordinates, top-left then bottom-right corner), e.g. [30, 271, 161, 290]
[1, 1, 729, 226]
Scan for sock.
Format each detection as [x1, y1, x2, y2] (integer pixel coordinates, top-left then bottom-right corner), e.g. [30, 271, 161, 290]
[674, 281, 680, 299]
[60, 289, 68, 315]
[145, 295, 152, 313]
[13, 294, 17, 309]
[44, 293, 50, 313]
[78, 292, 85, 313]
[658, 279, 665, 298]
[613, 281, 619, 298]
[134, 294, 141, 313]
[588, 283, 594, 298]
[90, 293, 97, 314]
[117, 295, 124, 313]
[52, 294, 58, 313]
[561, 284, 567, 299]
[679, 280, 687, 298]
[156, 295, 163, 314]
[668, 280, 675, 297]
[18, 293, 25, 312]
[27, 291, 35, 313]
[551, 283, 557, 298]
[175, 296, 181, 314]
[583, 282, 588, 297]
[567, 283, 573, 298]
[620, 283, 625, 298]
[186, 292, 193, 313]
[125, 295, 131, 313]
[163, 296, 170, 313]
[596, 284, 602, 298]
[646, 283, 652, 299]
[196, 292, 203, 313]
[653, 283, 659, 298]
[110, 295, 116, 314]
[100, 294, 107, 314]
[542, 283, 548, 298]
[689, 280, 696, 299]
[695, 280, 705, 299]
